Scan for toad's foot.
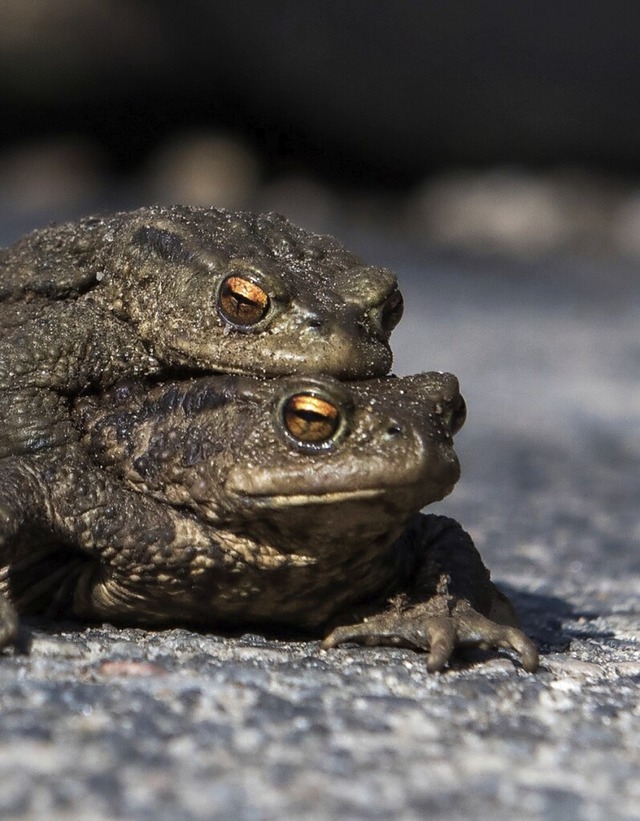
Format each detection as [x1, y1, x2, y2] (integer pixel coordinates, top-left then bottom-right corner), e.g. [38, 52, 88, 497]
[322, 578, 539, 673]
[0, 592, 19, 651]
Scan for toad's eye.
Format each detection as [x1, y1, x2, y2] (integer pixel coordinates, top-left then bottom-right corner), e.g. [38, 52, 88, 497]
[218, 276, 270, 327]
[282, 394, 341, 445]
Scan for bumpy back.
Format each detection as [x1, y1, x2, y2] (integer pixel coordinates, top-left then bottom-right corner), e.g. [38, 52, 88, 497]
[0, 215, 121, 302]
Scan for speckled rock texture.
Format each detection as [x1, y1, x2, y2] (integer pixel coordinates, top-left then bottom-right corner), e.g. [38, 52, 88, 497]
[0, 244, 638, 820]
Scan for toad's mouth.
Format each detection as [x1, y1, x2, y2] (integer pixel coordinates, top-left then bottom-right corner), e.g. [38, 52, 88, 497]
[234, 480, 456, 509]
[173, 332, 390, 380]
[246, 487, 386, 507]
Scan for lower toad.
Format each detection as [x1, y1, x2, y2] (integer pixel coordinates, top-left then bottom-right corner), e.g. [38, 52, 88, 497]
[0, 372, 537, 672]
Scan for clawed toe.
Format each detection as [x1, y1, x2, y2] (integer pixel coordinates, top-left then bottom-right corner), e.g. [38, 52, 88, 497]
[424, 622, 456, 672]
[321, 624, 367, 649]
[496, 626, 539, 672]
[453, 603, 539, 672]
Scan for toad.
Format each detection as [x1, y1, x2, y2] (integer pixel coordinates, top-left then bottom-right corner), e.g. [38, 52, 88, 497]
[0, 371, 537, 672]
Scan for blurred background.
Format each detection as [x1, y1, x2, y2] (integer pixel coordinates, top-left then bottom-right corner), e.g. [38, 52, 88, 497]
[2, 0, 640, 257]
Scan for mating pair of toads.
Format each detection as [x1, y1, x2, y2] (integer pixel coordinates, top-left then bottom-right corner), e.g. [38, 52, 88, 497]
[0, 206, 537, 672]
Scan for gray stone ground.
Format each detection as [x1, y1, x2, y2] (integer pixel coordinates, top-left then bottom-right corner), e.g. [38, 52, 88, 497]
[0, 240, 638, 820]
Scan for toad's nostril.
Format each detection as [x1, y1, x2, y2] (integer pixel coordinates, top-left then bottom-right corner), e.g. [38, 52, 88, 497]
[367, 288, 404, 339]
[450, 396, 467, 435]
[381, 289, 404, 334]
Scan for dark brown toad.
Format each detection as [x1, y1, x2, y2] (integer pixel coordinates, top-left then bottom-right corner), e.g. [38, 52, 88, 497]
[0, 371, 537, 672]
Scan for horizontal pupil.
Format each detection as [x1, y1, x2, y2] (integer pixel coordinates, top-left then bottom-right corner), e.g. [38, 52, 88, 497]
[294, 409, 330, 424]
[229, 292, 260, 308]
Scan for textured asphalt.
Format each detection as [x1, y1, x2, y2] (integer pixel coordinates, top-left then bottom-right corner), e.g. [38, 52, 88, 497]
[0, 240, 638, 820]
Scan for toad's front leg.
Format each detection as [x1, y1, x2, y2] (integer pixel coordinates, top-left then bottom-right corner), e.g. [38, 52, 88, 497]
[0, 591, 18, 651]
[0, 447, 187, 633]
[322, 515, 539, 673]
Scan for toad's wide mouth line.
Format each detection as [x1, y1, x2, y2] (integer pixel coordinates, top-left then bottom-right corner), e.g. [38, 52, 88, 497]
[234, 479, 456, 508]
[240, 488, 387, 506]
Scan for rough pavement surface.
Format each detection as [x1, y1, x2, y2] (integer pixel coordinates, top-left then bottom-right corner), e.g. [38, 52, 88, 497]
[1, 243, 638, 820]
